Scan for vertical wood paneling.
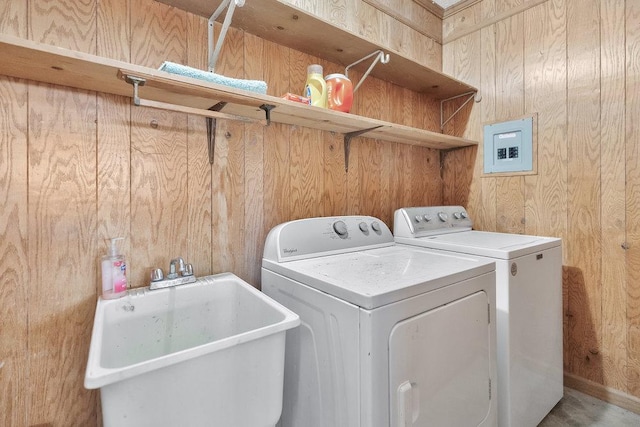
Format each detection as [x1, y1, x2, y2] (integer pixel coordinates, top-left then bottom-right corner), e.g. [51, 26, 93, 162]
[29, 0, 96, 54]
[473, 0, 498, 232]
[354, 75, 391, 224]
[444, 0, 640, 404]
[322, 133, 348, 217]
[443, 5, 481, 208]
[186, 13, 213, 277]
[566, 0, 602, 383]
[522, 0, 569, 369]
[96, 95, 130, 287]
[600, 0, 628, 392]
[3, 0, 466, 423]
[522, 0, 567, 239]
[495, 12, 525, 233]
[626, 0, 640, 397]
[27, 83, 98, 426]
[0, 0, 27, 37]
[28, 1, 98, 425]
[243, 32, 265, 286]
[0, 75, 28, 427]
[97, 0, 130, 62]
[130, 0, 188, 286]
[390, 88, 415, 212]
[289, 51, 324, 221]
[263, 41, 291, 231]
[210, 25, 246, 277]
[0, 3, 28, 426]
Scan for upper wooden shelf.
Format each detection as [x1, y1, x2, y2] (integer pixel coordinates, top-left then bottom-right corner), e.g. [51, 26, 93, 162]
[0, 34, 477, 154]
[157, 0, 477, 98]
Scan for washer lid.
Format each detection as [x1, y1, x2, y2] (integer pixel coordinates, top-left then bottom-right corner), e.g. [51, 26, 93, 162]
[262, 245, 494, 309]
[396, 230, 561, 260]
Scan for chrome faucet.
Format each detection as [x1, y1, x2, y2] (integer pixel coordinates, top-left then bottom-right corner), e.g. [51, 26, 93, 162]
[149, 257, 196, 290]
[167, 257, 186, 279]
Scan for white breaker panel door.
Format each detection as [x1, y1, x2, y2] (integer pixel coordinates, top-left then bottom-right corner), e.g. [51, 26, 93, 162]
[389, 291, 492, 427]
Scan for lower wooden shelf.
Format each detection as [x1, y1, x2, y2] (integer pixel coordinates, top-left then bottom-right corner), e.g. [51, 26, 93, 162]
[0, 34, 477, 156]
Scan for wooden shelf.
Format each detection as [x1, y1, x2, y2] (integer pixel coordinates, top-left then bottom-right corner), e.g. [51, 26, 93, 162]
[157, 0, 477, 98]
[0, 34, 477, 155]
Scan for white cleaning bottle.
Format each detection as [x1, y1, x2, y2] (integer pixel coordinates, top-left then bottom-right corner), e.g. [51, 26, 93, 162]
[101, 237, 127, 299]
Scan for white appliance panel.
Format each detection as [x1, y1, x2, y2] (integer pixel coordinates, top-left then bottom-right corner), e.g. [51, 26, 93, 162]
[358, 272, 497, 427]
[262, 215, 499, 427]
[397, 230, 560, 260]
[262, 270, 361, 427]
[393, 206, 563, 427]
[498, 247, 563, 426]
[389, 291, 492, 427]
[264, 245, 493, 309]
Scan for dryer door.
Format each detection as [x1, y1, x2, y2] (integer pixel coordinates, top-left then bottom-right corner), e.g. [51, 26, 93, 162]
[389, 291, 492, 427]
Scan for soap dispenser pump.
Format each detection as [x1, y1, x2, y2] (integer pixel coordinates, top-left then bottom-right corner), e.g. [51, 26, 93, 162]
[101, 237, 127, 299]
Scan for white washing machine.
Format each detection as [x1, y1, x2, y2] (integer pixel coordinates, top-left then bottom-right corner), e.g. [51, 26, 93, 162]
[394, 206, 563, 427]
[261, 216, 497, 427]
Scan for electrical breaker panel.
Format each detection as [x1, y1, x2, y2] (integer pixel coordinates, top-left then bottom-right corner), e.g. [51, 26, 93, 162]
[483, 117, 533, 174]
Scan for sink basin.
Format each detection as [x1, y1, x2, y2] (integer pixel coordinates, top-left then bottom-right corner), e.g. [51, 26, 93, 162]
[85, 272, 299, 427]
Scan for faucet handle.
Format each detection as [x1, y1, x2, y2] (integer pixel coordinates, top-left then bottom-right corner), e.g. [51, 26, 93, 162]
[150, 268, 164, 282]
[183, 263, 194, 276]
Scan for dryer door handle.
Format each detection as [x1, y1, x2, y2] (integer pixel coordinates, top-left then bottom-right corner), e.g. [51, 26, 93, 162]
[397, 380, 419, 426]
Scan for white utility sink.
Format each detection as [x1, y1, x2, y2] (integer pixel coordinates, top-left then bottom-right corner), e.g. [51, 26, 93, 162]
[85, 272, 300, 427]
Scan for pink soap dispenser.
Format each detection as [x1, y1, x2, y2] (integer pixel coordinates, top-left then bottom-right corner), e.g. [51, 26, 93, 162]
[101, 237, 127, 299]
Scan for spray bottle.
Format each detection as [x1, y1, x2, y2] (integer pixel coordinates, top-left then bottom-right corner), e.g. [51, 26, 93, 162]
[101, 237, 127, 299]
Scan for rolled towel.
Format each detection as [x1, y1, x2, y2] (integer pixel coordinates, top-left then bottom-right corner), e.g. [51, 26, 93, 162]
[158, 61, 267, 94]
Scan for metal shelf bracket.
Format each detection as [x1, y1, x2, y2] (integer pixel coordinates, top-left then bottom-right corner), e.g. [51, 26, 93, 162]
[343, 125, 384, 172]
[260, 104, 275, 125]
[440, 91, 481, 131]
[124, 75, 146, 106]
[208, 0, 245, 72]
[345, 50, 390, 93]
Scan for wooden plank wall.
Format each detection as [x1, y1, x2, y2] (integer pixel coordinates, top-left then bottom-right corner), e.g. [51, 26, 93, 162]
[442, 0, 640, 405]
[0, 0, 445, 424]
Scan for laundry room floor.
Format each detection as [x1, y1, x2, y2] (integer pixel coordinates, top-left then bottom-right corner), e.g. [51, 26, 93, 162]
[538, 387, 640, 426]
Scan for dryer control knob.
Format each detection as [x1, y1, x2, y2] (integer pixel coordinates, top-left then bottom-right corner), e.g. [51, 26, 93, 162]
[438, 212, 448, 222]
[359, 222, 369, 233]
[371, 221, 381, 232]
[423, 215, 432, 222]
[461, 211, 468, 219]
[333, 220, 348, 236]
[453, 212, 461, 220]
[414, 215, 422, 223]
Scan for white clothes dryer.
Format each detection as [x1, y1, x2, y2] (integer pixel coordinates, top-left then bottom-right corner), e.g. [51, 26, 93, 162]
[261, 216, 497, 427]
[394, 206, 563, 427]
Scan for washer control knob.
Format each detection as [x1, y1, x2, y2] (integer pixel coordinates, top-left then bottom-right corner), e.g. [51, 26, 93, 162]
[423, 215, 432, 222]
[333, 220, 348, 236]
[371, 221, 381, 232]
[414, 215, 422, 223]
[437, 212, 448, 222]
[453, 212, 461, 220]
[460, 211, 468, 219]
[359, 222, 369, 233]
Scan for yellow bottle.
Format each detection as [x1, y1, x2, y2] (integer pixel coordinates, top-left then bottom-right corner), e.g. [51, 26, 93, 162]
[304, 64, 327, 108]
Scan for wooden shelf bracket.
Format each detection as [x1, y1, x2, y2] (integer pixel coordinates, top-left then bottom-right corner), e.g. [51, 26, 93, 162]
[343, 125, 384, 172]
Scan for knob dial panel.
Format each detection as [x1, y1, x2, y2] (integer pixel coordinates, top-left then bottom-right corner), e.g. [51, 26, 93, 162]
[333, 220, 348, 236]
